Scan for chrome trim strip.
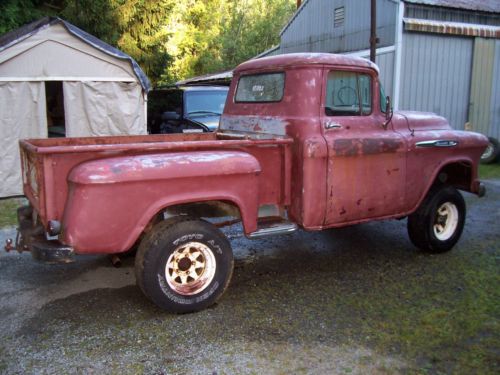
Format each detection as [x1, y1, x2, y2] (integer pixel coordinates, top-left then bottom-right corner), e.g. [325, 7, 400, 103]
[247, 222, 298, 239]
[416, 140, 458, 148]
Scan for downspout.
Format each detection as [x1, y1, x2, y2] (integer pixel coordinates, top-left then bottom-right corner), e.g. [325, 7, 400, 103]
[370, 0, 378, 63]
[392, 0, 404, 110]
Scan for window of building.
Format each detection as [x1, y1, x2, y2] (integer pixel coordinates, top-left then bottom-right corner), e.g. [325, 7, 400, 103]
[334, 6, 345, 28]
[325, 71, 372, 116]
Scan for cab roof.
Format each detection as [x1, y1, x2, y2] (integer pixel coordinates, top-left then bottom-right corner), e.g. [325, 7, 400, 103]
[235, 53, 379, 74]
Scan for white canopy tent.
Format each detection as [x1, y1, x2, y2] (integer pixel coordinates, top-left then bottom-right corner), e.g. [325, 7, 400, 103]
[0, 17, 150, 197]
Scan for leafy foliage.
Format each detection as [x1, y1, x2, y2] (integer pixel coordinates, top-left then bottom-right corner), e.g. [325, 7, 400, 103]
[0, 0, 296, 85]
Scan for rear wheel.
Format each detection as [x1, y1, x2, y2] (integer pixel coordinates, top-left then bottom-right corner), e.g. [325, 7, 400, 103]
[135, 216, 233, 313]
[407, 186, 466, 253]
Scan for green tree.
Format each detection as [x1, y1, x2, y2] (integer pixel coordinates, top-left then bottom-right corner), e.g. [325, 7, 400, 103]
[160, 0, 295, 84]
[0, 0, 59, 35]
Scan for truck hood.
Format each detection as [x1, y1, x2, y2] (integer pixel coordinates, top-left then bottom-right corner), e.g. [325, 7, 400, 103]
[396, 111, 451, 131]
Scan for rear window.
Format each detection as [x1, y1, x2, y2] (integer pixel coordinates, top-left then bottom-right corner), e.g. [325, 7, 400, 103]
[235, 72, 285, 102]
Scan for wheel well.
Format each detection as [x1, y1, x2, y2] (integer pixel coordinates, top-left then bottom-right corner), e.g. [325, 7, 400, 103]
[165, 200, 241, 219]
[143, 200, 242, 233]
[433, 162, 472, 191]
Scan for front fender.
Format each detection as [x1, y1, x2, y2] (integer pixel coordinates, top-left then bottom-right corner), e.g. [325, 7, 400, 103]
[62, 151, 261, 254]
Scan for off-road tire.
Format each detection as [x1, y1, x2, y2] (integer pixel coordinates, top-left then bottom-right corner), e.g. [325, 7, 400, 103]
[135, 216, 233, 313]
[407, 186, 466, 253]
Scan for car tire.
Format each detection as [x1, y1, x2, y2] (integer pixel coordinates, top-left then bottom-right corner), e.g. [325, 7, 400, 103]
[480, 137, 500, 164]
[135, 216, 234, 313]
[407, 186, 466, 253]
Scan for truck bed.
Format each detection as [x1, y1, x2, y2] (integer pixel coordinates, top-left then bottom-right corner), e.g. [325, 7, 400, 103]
[20, 132, 293, 229]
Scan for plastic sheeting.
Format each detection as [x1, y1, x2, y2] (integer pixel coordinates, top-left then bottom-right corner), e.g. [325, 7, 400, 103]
[63, 81, 146, 137]
[0, 81, 47, 197]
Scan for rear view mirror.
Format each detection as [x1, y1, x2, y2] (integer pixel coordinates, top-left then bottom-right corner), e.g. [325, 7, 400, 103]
[383, 96, 393, 129]
[385, 96, 392, 120]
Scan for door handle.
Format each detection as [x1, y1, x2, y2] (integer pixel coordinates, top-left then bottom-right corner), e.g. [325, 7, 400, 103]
[325, 120, 342, 129]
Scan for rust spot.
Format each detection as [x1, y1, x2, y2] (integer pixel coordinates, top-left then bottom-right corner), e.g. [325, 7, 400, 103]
[356, 199, 362, 206]
[368, 207, 375, 212]
[362, 139, 401, 155]
[333, 139, 402, 157]
[333, 139, 358, 157]
[339, 207, 346, 215]
[330, 186, 334, 197]
[253, 123, 262, 132]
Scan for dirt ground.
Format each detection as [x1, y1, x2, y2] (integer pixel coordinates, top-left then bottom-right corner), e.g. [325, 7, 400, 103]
[0, 181, 499, 374]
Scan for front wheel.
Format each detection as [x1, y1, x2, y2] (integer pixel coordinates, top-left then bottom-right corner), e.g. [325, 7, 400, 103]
[135, 217, 234, 313]
[407, 186, 466, 253]
[480, 137, 500, 164]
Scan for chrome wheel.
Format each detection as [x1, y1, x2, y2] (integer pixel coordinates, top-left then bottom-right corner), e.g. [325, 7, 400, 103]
[165, 242, 216, 296]
[433, 202, 459, 241]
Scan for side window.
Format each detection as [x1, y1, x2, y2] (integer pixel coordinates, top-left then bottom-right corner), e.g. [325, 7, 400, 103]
[325, 71, 372, 116]
[379, 81, 387, 113]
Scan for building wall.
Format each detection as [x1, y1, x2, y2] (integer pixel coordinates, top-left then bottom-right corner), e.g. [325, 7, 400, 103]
[280, 0, 398, 54]
[399, 32, 473, 130]
[488, 40, 500, 139]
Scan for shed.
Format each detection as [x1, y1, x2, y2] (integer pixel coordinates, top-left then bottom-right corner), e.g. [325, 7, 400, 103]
[0, 17, 150, 197]
[260, 0, 500, 156]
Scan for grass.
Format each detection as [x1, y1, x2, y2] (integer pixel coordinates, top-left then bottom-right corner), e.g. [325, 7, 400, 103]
[0, 198, 25, 227]
[479, 163, 500, 179]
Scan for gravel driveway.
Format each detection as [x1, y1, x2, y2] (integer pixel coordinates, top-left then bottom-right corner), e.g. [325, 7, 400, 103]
[1, 181, 499, 374]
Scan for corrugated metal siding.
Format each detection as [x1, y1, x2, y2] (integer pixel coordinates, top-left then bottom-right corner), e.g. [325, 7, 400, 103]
[469, 38, 495, 135]
[280, 0, 398, 54]
[405, 3, 500, 25]
[489, 40, 500, 139]
[399, 32, 473, 130]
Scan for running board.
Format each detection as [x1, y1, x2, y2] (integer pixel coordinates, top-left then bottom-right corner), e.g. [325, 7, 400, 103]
[247, 218, 298, 239]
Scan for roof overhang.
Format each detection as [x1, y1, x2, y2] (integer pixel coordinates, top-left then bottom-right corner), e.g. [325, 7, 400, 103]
[403, 18, 500, 38]
[176, 70, 233, 86]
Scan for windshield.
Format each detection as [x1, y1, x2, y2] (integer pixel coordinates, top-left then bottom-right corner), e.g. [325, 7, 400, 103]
[185, 90, 228, 116]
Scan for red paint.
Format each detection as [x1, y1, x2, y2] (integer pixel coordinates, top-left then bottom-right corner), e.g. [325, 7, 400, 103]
[19, 53, 488, 255]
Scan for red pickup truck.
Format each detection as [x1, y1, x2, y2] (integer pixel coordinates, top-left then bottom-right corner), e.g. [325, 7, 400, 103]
[8, 53, 487, 313]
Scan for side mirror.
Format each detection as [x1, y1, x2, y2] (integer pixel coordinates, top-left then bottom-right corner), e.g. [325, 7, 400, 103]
[385, 96, 392, 120]
[161, 111, 181, 121]
[383, 96, 393, 130]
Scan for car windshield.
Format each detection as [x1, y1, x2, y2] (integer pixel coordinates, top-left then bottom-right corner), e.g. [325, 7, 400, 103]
[185, 90, 228, 116]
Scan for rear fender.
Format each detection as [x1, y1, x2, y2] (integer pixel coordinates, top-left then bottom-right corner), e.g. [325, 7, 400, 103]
[61, 151, 261, 254]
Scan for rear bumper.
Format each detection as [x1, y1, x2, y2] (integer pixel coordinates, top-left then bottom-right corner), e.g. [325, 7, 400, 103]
[4, 206, 74, 264]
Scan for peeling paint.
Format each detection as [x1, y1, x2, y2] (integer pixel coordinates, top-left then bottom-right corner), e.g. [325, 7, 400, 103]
[220, 115, 289, 136]
[332, 139, 403, 157]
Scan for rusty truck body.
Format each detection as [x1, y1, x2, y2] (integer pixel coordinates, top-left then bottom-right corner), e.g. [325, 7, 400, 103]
[8, 53, 487, 313]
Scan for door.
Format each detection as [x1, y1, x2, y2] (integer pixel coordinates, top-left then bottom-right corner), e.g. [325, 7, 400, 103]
[322, 69, 406, 225]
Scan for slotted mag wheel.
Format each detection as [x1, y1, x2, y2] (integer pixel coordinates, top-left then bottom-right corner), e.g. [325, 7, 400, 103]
[433, 202, 459, 241]
[165, 242, 217, 296]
